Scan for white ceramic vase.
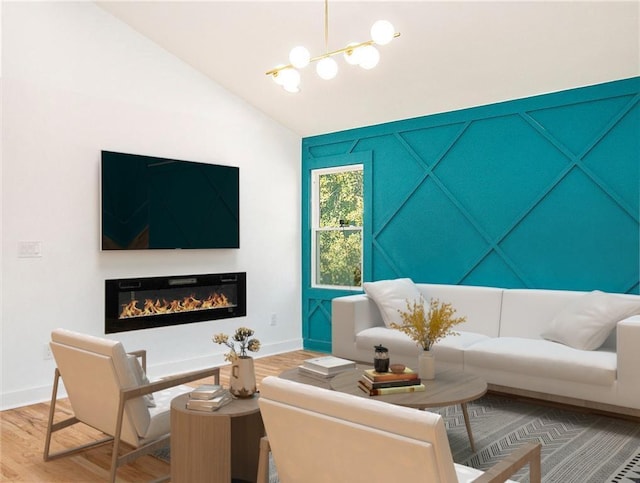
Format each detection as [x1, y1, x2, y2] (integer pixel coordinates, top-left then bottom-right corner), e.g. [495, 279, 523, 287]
[229, 356, 257, 398]
[419, 351, 435, 380]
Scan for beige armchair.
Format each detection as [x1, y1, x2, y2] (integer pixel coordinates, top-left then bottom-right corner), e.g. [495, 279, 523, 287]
[257, 376, 541, 483]
[43, 328, 220, 483]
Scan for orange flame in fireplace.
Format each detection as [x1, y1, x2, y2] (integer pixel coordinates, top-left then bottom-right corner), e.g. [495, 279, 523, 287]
[120, 292, 231, 319]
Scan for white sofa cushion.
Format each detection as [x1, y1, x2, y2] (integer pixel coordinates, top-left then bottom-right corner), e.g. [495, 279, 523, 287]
[465, 337, 616, 386]
[363, 278, 421, 327]
[356, 326, 421, 356]
[499, 289, 586, 339]
[418, 284, 504, 337]
[356, 327, 490, 368]
[144, 385, 193, 441]
[432, 331, 492, 364]
[540, 290, 640, 350]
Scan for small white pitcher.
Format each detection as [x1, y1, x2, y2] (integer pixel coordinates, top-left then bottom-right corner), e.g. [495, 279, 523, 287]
[229, 356, 257, 398]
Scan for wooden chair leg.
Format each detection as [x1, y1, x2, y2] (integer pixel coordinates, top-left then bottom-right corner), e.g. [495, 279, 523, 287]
[529, 443, 542, 483]
[109, 395, 128, 483]
[256, 436, 271, 483]
[43, 369, 62, 461]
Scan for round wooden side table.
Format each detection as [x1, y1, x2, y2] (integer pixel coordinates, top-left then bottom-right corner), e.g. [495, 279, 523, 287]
[170, 393, 264, 483]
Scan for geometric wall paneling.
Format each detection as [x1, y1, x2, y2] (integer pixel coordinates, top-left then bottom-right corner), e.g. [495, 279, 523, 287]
[308, 140, 356, 158]
[500, 167, 639, 292]
[370, 251, 402, 283]
[433, 115, 569, 241]
[526, 95, 636, 157]
[580, 102, 639, 215]
[459, 251, 526, 289]
[398, 122, 467, 168]
[302, 77, 640, 351]
[374, 176, 489, 284]
[352, 134, 425, 227]
[305, 298, 333, 351]
[362, 124, 476, 283]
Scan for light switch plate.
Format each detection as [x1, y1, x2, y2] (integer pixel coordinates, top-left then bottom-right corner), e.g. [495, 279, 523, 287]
[18, 241, 42, 258]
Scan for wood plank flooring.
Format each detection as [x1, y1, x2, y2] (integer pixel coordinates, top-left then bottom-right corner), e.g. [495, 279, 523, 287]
[0, 349, 323, 482]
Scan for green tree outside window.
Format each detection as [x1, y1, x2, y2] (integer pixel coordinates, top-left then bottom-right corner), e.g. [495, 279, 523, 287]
[313, 167, 363, 288]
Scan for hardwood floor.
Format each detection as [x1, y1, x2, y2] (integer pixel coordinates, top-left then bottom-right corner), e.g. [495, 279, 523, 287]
[0, 349, 323, 482]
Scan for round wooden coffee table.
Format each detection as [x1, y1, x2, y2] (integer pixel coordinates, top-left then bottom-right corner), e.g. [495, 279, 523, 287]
[330, 368, 487, 451]
[280, 365, 486, 452]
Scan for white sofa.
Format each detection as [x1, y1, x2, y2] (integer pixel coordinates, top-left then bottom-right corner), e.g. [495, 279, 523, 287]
[332, 281, 640, 417]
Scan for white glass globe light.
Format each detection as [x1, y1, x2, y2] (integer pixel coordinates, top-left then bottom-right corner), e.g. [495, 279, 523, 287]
[316, 57, 338, 80]
[278, 68, 300, 90]
[283, 82, 301, 93]
[343, 43, 363, 66]
[358, 45, 380, 70]
[371, 20, 395, 45]
[289, 46, 311, 69]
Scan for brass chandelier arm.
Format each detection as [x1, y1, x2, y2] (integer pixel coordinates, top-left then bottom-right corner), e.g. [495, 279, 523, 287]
[265, 33, 400, 77]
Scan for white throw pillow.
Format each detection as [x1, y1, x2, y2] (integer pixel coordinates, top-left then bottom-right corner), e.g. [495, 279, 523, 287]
[127, 354, 156, 407]
[541, 290, 640, 350]
[363, 278, 421, 328]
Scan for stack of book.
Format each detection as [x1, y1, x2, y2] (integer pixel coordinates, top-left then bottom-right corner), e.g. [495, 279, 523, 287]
[298, 356, 356, 380]
[358, 368, 426, 396]
[186, 384, 233, 412]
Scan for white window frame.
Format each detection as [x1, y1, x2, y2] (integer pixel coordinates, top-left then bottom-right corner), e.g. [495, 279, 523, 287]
[311, 164, 364, 290]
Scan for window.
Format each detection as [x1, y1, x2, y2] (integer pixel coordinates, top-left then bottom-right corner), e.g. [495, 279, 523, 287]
[311, 165, 363, 289]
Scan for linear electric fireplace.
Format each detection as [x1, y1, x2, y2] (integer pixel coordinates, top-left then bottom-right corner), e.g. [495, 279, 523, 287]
[105, 272, 246, 334]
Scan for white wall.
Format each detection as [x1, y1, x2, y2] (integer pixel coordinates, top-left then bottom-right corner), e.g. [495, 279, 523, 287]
[1, 2, 302, 409]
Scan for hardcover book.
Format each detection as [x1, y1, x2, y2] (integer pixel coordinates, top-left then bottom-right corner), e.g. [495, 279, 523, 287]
[362, 368, 419, 383]
[302, 356, 356, 375]
[186, 392, 232, 411]
[189, 384, 225, 400]
[297, 365, 333, 380]
[359, 376, 422, 390]
[358, 381, 426, 396]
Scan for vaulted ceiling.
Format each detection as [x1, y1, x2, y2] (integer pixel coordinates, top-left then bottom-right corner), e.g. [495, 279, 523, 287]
[97, 1, 639, 137]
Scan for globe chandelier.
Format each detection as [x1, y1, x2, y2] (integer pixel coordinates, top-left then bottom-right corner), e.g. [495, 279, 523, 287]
[266, 0, 400, 93]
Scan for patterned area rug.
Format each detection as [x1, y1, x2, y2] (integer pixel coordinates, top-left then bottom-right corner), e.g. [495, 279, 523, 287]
[432, 395, 640, 483]
[609, 451, 640, 483]
[153, 447, 279, 482]
[156, 394, 639, 482]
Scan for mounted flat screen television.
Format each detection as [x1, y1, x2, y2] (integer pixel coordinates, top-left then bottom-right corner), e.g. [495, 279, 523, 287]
[101, 151, 239, 250]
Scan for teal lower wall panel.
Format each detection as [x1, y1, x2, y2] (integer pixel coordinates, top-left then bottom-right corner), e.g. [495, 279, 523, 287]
[303, 340, 331, 353]
[301, 78, 640, 351]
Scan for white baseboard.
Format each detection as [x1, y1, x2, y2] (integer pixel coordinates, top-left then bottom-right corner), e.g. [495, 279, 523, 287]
[0, 339, 303, 411]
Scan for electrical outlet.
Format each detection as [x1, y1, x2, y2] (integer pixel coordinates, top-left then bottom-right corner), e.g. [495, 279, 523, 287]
[43, 344, 53, 360]
[270, 313, 277, 326]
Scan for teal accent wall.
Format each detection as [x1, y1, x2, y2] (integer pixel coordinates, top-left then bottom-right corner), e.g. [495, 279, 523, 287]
[301, 77, 640, 352]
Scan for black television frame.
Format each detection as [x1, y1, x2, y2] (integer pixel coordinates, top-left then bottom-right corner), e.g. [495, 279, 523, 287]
[101, 151, 240, 250]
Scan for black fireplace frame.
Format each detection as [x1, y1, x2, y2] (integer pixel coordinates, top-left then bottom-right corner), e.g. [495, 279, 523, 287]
[105, 272, 246, 334]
